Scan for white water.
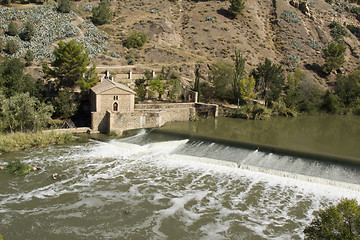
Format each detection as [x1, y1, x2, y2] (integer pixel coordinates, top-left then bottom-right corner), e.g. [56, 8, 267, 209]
[1, 133, 359, 239]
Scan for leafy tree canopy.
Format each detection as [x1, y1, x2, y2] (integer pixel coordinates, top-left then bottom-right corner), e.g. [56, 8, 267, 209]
[92, 0, 112, 25]
[304, 198, 360, 240]
[0, 58, 37, 98]
[7, 20, 18, 36]
[323, 42, 346, 74]
[228, 0, 246, 17]
[123, 31, 148, 49]
[57, 0, 72, 13]
[252, 58, 285, 106]
[0, 92, 54, 132]
[43, 40, 90, 90]
[21, 21, 35, 41]
[209, 61, 234, 101]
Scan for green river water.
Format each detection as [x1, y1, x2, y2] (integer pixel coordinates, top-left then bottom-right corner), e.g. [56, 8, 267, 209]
[0, 115, 360, 239]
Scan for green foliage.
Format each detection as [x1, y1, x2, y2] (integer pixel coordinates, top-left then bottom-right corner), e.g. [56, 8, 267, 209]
[347, 24, 360, 40]
[92, 0, 112, 25]
[149, 78, 165, 100]
[296, 77, 324, 113]
[281, 10, 300, 23]
[76, 64, 100, 93]
[5, 40, 18, 55]
[0, 92, 54, 132]
[0, 58, 37, 98]
[322, 90, 340, 114]
[24, 49, 34, 66]
[0, 39, 3, 53]
[329, 21, 349, 42]
[43, 40, 90, 90]
[57, 0, 72, 13]
[167, 76, 183, 102]
[240, 75, 255, 102]
[323, 42, 346, 74]
[271, 101, 297, 117]
[194, 66, 201, 101]
[231, 104, 271, 120]
[135, 78, 147, 101]
[52, 91, 78, 119]
[304, 198, 360, 240]
[209, 61, 234, 101]
[123, 31, 148, 49]
[4, 160, 32, 176]
[22, 21, 35, 41]
[228, 0, 246, 17]
[335, 70, 360, 107]
[252, 58, 285, 106]
[7, 20, 18, 36]
[232, 50, 245, 103]
[0, 131, 73, 153]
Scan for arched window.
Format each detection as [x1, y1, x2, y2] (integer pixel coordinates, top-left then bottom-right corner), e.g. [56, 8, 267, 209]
[113, 102, 118, 111]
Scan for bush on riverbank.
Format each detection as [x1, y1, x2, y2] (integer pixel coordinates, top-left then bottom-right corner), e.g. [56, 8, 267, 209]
[0, 131, 73, 153]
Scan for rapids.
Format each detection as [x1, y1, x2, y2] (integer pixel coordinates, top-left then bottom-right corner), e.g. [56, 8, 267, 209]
[0, 130, 359, 239]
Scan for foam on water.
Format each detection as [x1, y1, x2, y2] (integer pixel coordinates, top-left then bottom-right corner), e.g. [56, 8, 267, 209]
[1, 136, 360, 239]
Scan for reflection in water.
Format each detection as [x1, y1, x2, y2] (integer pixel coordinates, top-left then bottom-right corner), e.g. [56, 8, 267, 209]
[159, 115, 360, 160]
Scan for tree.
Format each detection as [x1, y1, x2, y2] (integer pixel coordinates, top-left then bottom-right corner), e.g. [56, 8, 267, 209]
[123, 31, 148, 49]
[24, 49, 34, 66]
[335, 70, 360, 107]
[0, 39, 3, 53]
[91, 0, 112, 25]
[232, 50, 246, 104]
[42, 40, 90, 90]
[252, 58, 285, 106]
[194, 65, 201, 101]
[209, 61, 234, 101]
[304, 198, 360, 240]
[228, 0, 246, 17]
[240, 75, 255, 102]
[22, 21, 35, 41]
[52, 91, 78, 119]
[7, 20, 18, 36]
[149, 78, 165, 100]
[0, 92, 53, 132]
[5, 40, 17, 55]
[57, 0, 72, 13]
[323, 42, 346, 74]
[0, 58, 37, 98]
[76, 64, 100, 94]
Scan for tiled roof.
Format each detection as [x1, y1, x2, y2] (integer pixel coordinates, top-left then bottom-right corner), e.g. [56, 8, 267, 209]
[91, 79, 135, 94]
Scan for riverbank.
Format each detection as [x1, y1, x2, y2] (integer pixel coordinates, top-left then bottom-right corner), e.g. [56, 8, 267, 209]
[0, 131, 74, 153]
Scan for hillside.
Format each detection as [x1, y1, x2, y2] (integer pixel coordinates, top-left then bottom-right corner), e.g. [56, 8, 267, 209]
[1, 0, 360, 88]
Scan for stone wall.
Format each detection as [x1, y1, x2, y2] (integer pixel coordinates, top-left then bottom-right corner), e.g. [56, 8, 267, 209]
[91, 111, 110, 133]
[97, 88, 134, 113]
[108, 106, 196, 134]
[135, 103, 195, 110]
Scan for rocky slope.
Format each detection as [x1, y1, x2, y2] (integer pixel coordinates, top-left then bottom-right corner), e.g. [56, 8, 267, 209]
[1, 0, 360, 87]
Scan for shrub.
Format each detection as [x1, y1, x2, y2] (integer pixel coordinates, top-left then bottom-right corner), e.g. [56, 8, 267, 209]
[304, 198, 360, 240]
[347, 24, 360, 40]
[123, 31, 148, 49]
[329, 21, 349, 41]
[7, 20, 18, 36]
[281, 10, 300, 23]
[5, 40, 18, 55]
[322, 42, 346, 74]
[57, 0, 72, 13]
[232, 104, 271, 120]
[24, 49, 34, 66]
[228, 0, 245, 17]
[91, 0, 112, 25]
[4, 160, 32, 176]
[22, 21, 35, 41]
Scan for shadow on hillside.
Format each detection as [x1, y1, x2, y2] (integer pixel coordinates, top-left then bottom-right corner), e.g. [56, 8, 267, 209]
[217, 8, 236, 20]
[305, 63, 327, 78]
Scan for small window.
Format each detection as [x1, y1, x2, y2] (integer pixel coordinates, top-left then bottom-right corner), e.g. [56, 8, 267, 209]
[116, 96, 118, 100]
[113, 102, 118, 111]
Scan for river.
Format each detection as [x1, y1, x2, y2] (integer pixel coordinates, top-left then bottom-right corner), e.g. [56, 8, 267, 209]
[1, 115, 360, 239]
